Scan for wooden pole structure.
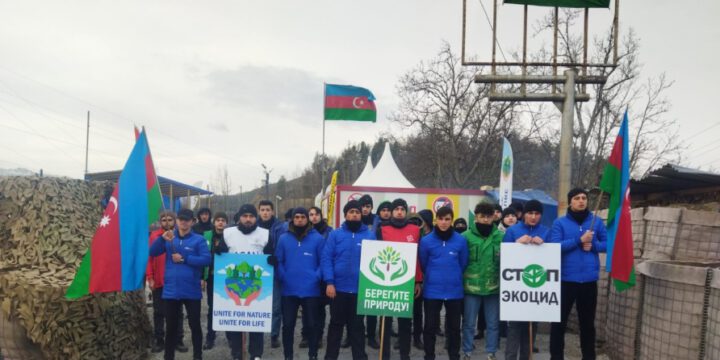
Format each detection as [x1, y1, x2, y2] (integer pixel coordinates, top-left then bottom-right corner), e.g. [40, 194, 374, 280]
[378, 316, 386, 360]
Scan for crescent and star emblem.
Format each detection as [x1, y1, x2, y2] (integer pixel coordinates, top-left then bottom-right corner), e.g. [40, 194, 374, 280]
[108, 196, 118, 215]
[352, 97, 364, 109]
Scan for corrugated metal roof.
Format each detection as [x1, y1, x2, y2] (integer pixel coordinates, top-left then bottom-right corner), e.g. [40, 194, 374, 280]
[84, 170, 213, 196]
[631, 164, 720, 195]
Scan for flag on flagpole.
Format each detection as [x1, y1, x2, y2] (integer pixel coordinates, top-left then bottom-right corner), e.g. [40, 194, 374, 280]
[498, 137, 514, 209]
[504, 0, 610, 8]
[599, 111, 635, 291]
[66, 129, 163, 299]
[324, 84, 377, 122]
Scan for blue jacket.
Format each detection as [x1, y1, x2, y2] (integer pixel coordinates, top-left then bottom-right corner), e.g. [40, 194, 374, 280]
[419, 229, 469, 300]
[275, 225, 325, 297]
[149, 229, 212, 300]
[548, 213, 607, 283]
[321, 222, 375, 293]
[502, 221, 550, 244]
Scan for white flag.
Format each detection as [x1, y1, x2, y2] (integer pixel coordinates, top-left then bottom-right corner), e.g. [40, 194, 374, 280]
[499, 137, 513, 209]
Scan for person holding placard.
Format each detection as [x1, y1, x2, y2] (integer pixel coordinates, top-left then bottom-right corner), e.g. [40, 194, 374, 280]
[502, 199, 549, 360]
[376, 198, 422, 360]
[548, 188, 607, 360]
[419, 206, 468, 360]
[220, 204, 274, 360]
[321, 200, 375, 360]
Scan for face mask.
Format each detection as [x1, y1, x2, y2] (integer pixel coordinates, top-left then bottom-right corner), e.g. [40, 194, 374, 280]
[475, 223, 493, 237]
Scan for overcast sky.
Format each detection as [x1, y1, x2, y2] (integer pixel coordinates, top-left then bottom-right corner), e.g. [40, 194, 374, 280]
[1, 1, 718, 193]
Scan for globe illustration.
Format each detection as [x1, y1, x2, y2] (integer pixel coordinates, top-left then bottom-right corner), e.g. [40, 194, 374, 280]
[224, 261, 263, 306]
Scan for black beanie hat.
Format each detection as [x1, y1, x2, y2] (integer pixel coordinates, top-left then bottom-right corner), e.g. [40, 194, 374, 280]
[292, 207, 309, 218]
[214, 212, 228, 222]
[391, 198, 408, 212]
[510, 201, 524, 213]
[284, 208, 294, 221]
[501, 207, 517, 219]
[376, 201, 392, 215]
[523, 200, 543, 214]
[494, 203, 503, 212]
[418, 209, 433, 227]
[344, 200, 362, 215]
[358, 194, 374, 208]
[453, 218, 467, 227]
[237, 204, 257, 218]
[567, 187, 589, 203]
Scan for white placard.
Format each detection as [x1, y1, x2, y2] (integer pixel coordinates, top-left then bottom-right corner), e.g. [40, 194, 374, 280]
[500, 243, 561, 322]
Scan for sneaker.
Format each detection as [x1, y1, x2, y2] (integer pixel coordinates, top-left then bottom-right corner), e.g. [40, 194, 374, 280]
[271, 336, 281, 348]
[487, 353, 497, 360]
[367, 338, 380, 349]
[463, 354, 472, 360]
[176, 342, 189, 353]
[203, 339, 215, 350]
[151, 342, 164, 353]
[299, 336, 308, 348]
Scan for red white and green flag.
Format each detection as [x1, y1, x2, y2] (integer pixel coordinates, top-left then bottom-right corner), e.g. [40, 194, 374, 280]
[66, 129, 163, 299]
[504, 0, 610, 8]
[324, 84, 377, 122]
[599, 112, 635, 292]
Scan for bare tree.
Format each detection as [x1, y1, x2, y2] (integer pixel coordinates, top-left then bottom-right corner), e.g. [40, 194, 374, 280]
[391, 43, 519, 188]
[535, 10, 683, 185]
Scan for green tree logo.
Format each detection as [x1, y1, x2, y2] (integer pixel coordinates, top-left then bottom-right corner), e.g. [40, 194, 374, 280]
[522, 264, 546, 288]
[502, 156, 512, 178]
[369, 246, 408, 281]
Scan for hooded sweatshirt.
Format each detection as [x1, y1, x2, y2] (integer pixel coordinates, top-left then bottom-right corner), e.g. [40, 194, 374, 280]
[192, 207, 213, 235]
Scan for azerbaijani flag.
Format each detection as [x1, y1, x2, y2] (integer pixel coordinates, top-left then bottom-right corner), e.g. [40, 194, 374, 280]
[324, 84, 377, 122]
[599, 112, 635, 292]
[66, 129, 163, 299]
[504, 0, 610, 8]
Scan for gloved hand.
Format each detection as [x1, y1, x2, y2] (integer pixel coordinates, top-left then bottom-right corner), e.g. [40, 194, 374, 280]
[266, 255, 278, 266]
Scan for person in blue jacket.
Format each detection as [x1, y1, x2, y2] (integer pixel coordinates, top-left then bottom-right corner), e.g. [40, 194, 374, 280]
[300, 206, 334, 348]
[548, 188, 607, 360]
[321, 200, 375, 360]
[149, 208, 212, 360]
[419, 206, 469, 360]
[502, 199, 549, 360]
[275, 207, 325, 360]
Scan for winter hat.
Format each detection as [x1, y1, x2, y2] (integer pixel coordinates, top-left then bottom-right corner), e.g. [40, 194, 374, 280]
[213, 212, 228, 222]
[501, 207, 517, 219]
[197, 207, 212, 217]
[376, 201, 392, 215]
[391, 198, 408, 212]
[418, 209, 434, 227]
[523, 200, 543, 214]
[494, 203, 503, 213]
[567, 187, 589, 203]
[292, 207, 309, 218]
[358, 194, 374, 208]
[453, 218, 467, 228]
[284, 208, 294, 221]
[177, 208, 194, 221]
[510, 201, 524, 213]
[343, 200, 362, 215]
[237, 204, 258, 218]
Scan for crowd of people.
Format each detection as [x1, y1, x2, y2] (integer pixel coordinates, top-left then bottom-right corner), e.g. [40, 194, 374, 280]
[147, 189, 607, 360]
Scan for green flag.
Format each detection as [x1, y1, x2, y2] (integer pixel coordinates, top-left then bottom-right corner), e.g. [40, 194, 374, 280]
[504, 0, 610, 8]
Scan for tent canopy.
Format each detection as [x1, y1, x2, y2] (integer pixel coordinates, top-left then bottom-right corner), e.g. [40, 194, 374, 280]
[487, 189, 558, 227]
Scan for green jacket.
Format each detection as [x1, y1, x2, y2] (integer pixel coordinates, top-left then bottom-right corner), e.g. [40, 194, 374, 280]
[462, 224, 503, 295]
[202, 230, 215, 280]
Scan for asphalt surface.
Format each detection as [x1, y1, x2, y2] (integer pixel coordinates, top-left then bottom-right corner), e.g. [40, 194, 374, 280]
[148, 300, 608, 360]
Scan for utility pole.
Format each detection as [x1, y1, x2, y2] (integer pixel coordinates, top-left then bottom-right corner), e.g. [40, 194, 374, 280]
[261, 164, 272, 201]
[84, 111, 90, 176]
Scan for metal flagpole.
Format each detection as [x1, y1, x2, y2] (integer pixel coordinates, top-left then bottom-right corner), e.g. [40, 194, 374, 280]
[321, 82, 327, 205]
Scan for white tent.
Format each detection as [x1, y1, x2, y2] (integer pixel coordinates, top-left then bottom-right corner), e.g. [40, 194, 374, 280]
[356, 143, 415, 188]
[352, 156, 375, 186]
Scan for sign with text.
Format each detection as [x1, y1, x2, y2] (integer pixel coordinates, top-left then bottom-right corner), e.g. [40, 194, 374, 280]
[212, 253, 273, 332]
[500, 243, 561, 322]
[357, 240, 417, 318]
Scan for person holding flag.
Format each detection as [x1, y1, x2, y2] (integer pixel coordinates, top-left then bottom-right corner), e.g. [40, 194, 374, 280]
[548, 188, 607, 360]
[150, 208, 212, 360]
